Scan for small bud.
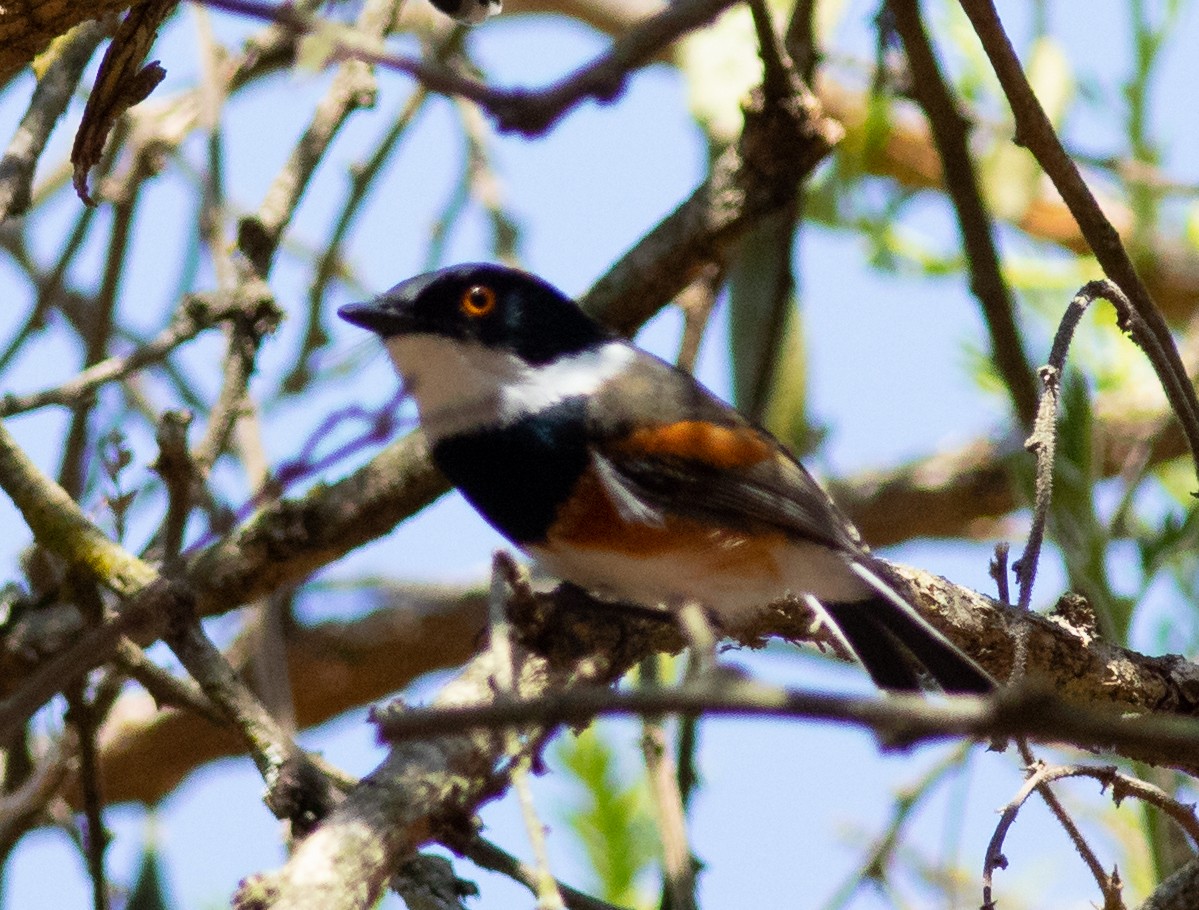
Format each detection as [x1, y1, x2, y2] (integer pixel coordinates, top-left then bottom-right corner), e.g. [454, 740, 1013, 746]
[428, 0, 501, 25]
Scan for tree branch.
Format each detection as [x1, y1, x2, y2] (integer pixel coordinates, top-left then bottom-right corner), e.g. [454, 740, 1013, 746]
[956, 0, 1199, 485]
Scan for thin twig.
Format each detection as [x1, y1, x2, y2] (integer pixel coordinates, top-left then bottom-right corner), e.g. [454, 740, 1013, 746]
[372, 677, 1199, 775]
[747, 0, 796, 104]
[191, 280, 281, 474]
[0, 738, 72, 850]
[163, 598, 335, 833]
[57, 154, 150, 499]
[193, 2, 239, 295]
[979, 754, 1199, 909]
[453, 95, 520, 262]
[989, 542, 1010, 606]
[64, 689, 109, 910]
[153, 410, 196, 569]
[1013, 740, 1117, 910]
[824, 743, 971, 909]
[1009, 278, 1162, 688]
[113, 638, 224, 724]
[0, 204, 95, 376]
[957, 0, 1199, 485]
[234, 0, 397, 275]
[0, 21, 108, 220]
[204, 0, 741, 137]
[0, 587, 173, 746]
[487, 552, 565, 910]
[458, 836, 633, 910]
[0, 420, 157, 597]
[639, 657, 696, 910]
[0, 294, 247, 417]
[675, 264, 723, 375]
[284, 87, 432, 393]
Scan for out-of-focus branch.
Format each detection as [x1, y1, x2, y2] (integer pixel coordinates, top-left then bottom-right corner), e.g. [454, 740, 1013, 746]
[886, 0, 1037, 429]
[0, 291, 254, 417]
[836, 385, 1190, 549]
[0, 21, 107, 220]
[0, 0, 129, 83]
[209, 0, 740, 137]
[190, 280, 282, 474]
[233, 0, 397, 278]
[1140, 859, 1199, 910]
[163, 600, 337, 830]
[91, 591, 486, 807]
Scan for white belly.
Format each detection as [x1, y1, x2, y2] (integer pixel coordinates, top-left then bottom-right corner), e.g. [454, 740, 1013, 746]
[526, 537, 872, 626]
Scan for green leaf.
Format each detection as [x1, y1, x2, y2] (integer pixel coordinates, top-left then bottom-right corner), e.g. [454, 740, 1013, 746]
[1051, 370, 1133, 639]
[978, 37, 1072, 222]
[556, 725, 657, 908]
[126, 838, 172, 910]
[1184, 201, 1199, 253]
[726, 212, 825, 453]
[1027, 36, 1076, 127]
[676, 7, 760, 145]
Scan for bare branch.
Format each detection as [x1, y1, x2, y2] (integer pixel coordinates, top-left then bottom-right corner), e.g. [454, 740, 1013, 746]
[0, 293, 249, 417]
[234, 0, 397, 275]
[91, 590, 485, 807]
[372, 680, 1199, 776]
[214, 0, 745, 137]
[234, 593, 654, 910]
[956, 0, 1199, 485]
[0, 21, 107, 220]
[162, 595, 336, 832]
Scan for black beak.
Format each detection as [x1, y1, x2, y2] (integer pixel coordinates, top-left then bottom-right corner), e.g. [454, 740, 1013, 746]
[338, 271, 440, 336]
[337, 299, 395, 336]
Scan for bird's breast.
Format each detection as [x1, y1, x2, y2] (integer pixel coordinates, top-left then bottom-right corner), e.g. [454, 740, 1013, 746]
[430, 399, 591, 545]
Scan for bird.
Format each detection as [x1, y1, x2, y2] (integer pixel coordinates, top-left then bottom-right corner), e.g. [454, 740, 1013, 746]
[338, 262, 994, 694]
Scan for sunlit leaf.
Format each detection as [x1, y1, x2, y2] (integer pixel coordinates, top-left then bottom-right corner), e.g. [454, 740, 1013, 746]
[556, 725, 657, 909]
[677, 7, 760, 145]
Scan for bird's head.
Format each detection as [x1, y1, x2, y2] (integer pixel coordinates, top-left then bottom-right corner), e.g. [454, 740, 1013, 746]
[338, 263, 620, 438]
[338, 262, 611, 367]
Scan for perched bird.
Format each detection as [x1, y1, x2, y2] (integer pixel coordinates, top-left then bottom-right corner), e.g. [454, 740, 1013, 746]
[339, 263, 993, 694]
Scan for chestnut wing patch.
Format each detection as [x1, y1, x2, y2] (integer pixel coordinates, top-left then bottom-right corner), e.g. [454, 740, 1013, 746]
[598, 421, 861, 553]
[618, 421, 775, 468]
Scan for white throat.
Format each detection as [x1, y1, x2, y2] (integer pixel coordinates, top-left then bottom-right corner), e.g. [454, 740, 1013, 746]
[385, 335, 634, 440]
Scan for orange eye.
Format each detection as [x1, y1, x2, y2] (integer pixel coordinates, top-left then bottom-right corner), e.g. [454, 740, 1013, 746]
[460, 285, 496, 317]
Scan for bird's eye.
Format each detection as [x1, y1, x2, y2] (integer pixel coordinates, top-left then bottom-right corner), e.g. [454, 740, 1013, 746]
[460, 285, 496, 318]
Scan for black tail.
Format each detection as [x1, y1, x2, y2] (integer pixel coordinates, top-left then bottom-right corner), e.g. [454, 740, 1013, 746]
[823, 580, 994, 695]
